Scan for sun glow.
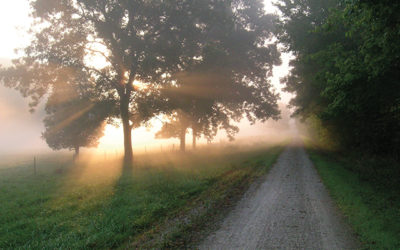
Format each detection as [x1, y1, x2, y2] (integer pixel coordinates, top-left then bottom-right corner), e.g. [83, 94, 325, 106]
[0, 0, 31, 59]
[132, 80, 148, 90]
[84, 37, 111, 69]
[98, 120, 178, 153]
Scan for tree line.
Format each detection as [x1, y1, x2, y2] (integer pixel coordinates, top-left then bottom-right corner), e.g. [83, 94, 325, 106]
[276, 0, 400, 158]
[0, 0, 281, 165]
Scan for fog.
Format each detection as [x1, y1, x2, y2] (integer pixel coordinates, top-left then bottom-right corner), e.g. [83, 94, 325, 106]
[0, 83, 48, 154]
[0, 88, 295, 156]
[0, 53, 294, 157]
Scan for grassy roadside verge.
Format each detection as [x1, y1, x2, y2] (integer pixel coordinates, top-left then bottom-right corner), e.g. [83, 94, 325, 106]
[0, 144, 283, 249]
[125, 145, 283, 248]
[307, 149, 400, 249]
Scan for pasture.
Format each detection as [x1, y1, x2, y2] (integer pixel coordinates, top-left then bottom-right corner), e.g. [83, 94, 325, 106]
[0, 143, 283, 248]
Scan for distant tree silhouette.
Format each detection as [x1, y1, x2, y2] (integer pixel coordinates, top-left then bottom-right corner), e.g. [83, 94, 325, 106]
[155, 111, 190, 152]
[42, 82, 113, 159]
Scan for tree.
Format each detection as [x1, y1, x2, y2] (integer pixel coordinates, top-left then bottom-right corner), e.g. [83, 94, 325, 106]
[155, 112, 190, 152]
[156, 0, 282, 151]
[42, 81, 113, 159]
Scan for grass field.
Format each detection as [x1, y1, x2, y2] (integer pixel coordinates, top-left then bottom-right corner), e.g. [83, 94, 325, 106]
[0, 143, 283, 249]
[307, 149, 400, 249]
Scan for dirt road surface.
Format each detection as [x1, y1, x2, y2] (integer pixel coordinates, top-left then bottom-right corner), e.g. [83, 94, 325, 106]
[200, 143, 359, 249]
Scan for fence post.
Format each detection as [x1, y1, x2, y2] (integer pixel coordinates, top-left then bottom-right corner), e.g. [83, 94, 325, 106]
[34, 156, 37, 176]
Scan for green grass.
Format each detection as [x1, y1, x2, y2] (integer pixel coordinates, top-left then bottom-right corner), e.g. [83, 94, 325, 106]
[307, 150, 400, 249]
[0, 144, 282, 249]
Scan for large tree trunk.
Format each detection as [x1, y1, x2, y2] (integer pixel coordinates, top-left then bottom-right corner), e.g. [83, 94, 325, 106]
[179, 128, 186, 152]
[192, 127, 197, 150]
[120, 93, 133, 165]
[73, 146, 80, 161]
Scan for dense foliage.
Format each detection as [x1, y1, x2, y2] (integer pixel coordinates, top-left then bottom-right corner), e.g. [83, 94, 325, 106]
[277, 0, 400, 157]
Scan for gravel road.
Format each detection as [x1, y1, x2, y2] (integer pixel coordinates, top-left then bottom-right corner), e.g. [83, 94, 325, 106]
[200, 143, 359, 249]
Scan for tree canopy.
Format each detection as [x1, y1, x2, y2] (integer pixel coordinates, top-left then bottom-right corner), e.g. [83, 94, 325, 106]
[277, 0, 400, 156]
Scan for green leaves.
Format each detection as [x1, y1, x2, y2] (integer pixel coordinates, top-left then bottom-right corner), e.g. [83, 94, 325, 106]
[277, 0, 400, 155]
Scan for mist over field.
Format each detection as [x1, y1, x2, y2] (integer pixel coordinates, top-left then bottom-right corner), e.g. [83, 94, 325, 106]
[0, 54, 295, 156]
[0, 84, 295, 155]
[0, 84, 48, 154]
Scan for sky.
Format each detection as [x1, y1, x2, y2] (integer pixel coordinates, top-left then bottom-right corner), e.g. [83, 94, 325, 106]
[0, 0, 293, 155]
